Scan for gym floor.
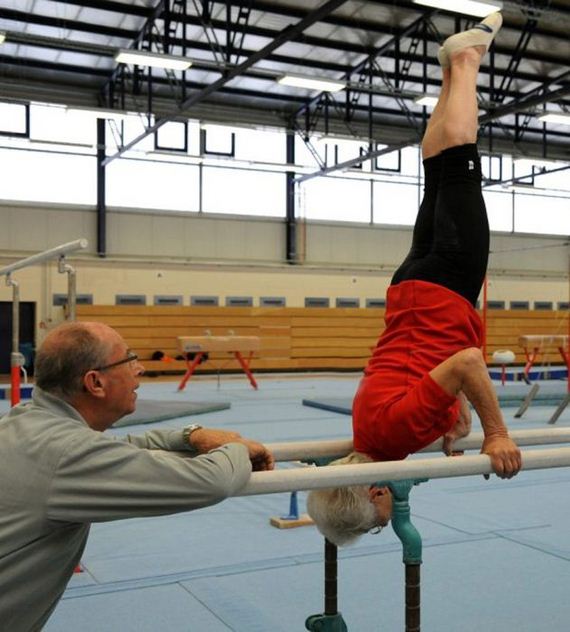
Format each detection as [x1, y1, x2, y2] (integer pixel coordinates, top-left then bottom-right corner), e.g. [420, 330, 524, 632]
[3, 373, 570, 631]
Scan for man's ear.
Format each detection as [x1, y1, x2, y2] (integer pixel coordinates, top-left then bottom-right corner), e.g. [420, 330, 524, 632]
[83, 371, 106, 398]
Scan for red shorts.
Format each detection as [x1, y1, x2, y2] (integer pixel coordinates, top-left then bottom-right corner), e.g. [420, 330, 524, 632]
[353, 372, 459, 461]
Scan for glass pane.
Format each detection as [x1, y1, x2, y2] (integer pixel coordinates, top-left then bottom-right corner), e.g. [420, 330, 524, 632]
[300, 176, 370, 222]
[373, 180, 419, 225]
[30, 104, 95, 145]
[156, 121, 187, 151]
[234, 128, 286, 163]
[202, 167, 285, 217]
[0, 148, 95, 204]
[483, 190, 513, 232]
[514, 192, 570, 235]
[107, 159, 199, 211]
[0, 102, 27, 135]
[202, 126, 234, 155]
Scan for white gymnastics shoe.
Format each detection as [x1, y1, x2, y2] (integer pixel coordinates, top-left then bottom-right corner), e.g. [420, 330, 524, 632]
[442, 12, 503, 60]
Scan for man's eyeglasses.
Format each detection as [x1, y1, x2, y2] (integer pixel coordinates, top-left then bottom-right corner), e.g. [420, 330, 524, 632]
[368, 525, 384, 535]
[93, 352, 139, 372]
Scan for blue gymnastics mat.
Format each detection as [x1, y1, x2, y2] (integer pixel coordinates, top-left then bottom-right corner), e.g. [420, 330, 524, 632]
[113, 399, 231, 427]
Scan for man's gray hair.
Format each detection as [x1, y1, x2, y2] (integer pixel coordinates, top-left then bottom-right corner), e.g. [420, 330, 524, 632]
[35, 322, 110, 399]
[306, 451, 378, 547]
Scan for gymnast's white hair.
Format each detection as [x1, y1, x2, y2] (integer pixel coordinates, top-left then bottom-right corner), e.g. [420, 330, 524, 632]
[306, 451, 378, 547]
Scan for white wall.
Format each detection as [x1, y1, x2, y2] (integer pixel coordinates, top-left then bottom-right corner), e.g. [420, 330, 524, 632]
[1, 200, 568, 341]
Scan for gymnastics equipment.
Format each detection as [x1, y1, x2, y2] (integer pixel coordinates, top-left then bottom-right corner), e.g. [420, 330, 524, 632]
[491, 348, 515, 385]
[241, 431, 570, 631]
[0, 239, 88, 406]
[518, 335, 570, 423]
[265, 426, 570, 463]
[177, 335, 260, 391]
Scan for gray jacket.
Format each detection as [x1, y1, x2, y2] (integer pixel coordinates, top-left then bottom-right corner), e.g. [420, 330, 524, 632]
[0, 388, 252, 631]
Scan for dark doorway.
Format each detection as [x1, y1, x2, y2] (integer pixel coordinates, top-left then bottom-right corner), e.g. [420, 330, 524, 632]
[0, 302, 36, 375]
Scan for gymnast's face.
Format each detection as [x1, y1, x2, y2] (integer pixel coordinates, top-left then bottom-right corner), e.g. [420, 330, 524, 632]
[368, 485, 393, 527]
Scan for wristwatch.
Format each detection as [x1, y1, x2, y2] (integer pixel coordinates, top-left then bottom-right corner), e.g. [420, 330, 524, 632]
[182, 424, 203, 448]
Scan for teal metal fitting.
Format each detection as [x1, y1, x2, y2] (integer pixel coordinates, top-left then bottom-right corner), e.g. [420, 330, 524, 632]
[305, 613, 349, 631]
[375, 478, 427, 564]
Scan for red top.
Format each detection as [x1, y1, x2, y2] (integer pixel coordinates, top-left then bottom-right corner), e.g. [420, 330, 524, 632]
[353, 280, 483, 460]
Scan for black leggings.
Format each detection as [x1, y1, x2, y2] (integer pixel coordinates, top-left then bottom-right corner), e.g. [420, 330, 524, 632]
[391, 143, 489, 307]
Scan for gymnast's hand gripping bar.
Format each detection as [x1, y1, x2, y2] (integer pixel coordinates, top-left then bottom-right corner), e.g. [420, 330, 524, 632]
[265, 427, 570, 462]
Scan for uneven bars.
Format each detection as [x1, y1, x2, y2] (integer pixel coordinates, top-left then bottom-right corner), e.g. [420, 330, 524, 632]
[0, 239, 88, 276]
[267, 427, 570, 462]
[238, 446, 570, 496]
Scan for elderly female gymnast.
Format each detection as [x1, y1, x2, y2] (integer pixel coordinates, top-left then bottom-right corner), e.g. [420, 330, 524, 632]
[307, 12, 522, 547]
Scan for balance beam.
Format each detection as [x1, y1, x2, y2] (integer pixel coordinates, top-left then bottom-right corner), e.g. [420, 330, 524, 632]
[238, 446, 570, 496]
[266, 427, 570, 462]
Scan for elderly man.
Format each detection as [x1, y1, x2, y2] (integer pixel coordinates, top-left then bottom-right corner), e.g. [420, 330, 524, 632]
[307, 13, 522, 547]
[0, 320, 273, 631]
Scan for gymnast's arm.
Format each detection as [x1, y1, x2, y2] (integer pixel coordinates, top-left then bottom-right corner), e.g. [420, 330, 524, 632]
[430, 347, 521, 478]
[442, 391, 472, 456]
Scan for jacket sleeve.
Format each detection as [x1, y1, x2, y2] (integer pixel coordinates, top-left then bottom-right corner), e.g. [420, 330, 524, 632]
[119, 427, 194, 453]
[46, 432, 252, 523]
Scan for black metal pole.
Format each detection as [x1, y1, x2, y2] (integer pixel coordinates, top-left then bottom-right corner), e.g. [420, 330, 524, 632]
[324, 538, 338, 615]
[285, 128, 297, 263]
[405, 563, 421, 632]
[96, 118, 106, 257]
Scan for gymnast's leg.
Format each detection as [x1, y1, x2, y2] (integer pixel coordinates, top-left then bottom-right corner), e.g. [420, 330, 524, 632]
[391, 68, 450, 284]
[424, 16, 521, 478]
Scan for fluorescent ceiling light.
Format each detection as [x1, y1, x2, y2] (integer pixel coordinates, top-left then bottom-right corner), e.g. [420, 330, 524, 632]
[0, 32, 6, 45]
[537, 112, 570, 126]
[66, 106, 131, 120]
[411, 0, 502, 17]
[277, 74, 345, 93]
[115, 49, 192, 71]
[414, 95, 439, 107]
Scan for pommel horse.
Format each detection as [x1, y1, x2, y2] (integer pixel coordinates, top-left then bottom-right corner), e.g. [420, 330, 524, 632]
[177, 335, 260, 391]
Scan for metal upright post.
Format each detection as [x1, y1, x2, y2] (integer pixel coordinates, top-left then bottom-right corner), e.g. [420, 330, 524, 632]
[6, 275, 25, 406]
[386, 479, 426, 632]
[305, 538, 348, 631]
[58, 256, 77, 321]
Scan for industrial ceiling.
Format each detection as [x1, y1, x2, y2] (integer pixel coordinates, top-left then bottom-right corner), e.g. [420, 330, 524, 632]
[0, 0, 569, 162]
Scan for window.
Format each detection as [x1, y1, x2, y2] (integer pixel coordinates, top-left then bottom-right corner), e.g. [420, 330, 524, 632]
[0, 148, 95, 204]
[374, 146, 401, 172]
[107, 158, 200, 211]
[234, 128, 285, 163]
[0, 101, 29, 137]
[200, 125, 235, 156]
[483, 190, 513, 232]
[155, 121, 187, 152]
[300, 175, 370, 222]
[514, 192, 570, 236]
[202, 167, 285, 217]
[30, 104, 95, 145]
[373, 180, 419, 225]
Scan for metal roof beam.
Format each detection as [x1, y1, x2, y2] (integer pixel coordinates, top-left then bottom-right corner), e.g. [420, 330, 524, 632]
[3, 7, 569, 68]
[103, 0, 349, 164]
